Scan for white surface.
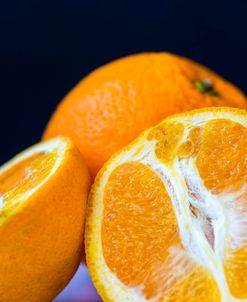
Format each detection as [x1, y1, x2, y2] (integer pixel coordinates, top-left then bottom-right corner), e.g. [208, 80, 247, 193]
[54, 265, 101, 302]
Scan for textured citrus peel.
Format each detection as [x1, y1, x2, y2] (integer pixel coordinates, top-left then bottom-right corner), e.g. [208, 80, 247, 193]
[43, 52, 247, 178]
[0, 138, 68, 224]
[86, 107, 247, 302]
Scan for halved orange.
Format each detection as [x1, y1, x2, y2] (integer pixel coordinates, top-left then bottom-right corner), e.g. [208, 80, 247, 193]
[86, 107, 247, 302]
[0, 138, 91, 302]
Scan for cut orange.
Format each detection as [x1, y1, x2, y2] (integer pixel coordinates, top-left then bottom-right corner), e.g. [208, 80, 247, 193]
[0, 138, 91, 302]
[86, 107, 247, 302]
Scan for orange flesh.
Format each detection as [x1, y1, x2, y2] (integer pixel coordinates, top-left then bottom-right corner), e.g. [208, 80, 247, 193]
[196, 120, 247, 298]
[147, 122, 184, 165]
[102, 118, 247, 300]
[102, 162, 220, 300]
[0, 151, 56, 208]
[196, 119, 247, 194]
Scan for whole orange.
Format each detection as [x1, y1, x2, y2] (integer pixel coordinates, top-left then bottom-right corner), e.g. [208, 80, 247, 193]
[43, 53, 247, 177]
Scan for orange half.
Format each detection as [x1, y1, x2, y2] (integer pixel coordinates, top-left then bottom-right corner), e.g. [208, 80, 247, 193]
[86, 107, 247, 302]
[0, 138, 91, 302]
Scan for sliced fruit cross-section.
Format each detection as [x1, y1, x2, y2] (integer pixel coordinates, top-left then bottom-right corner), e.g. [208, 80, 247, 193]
[0, 138, 91, 302]
[86, 107, 247, 302]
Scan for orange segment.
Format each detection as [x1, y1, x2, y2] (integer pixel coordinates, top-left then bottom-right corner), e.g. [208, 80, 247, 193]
[103, 162, 179, 295]
[196, 119, 247, 194]
[163, 266, 221, 302]
[147, 122, 184, 164]
[224, 244, 247, 299]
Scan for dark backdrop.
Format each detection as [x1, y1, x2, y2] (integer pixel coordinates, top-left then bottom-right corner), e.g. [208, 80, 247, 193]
[0, 0, 246, 164]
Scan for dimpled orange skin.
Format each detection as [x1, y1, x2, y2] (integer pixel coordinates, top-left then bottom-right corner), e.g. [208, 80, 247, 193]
[0, 140, 91, 302]
[43, 53, 247, 177]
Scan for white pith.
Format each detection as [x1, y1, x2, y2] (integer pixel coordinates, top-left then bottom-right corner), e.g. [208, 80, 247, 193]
[0, 138, 68, 214]
[89, 110, 247, 302]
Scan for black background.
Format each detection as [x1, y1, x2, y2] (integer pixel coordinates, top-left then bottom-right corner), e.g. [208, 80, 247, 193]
[0, 0, 246, 164]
